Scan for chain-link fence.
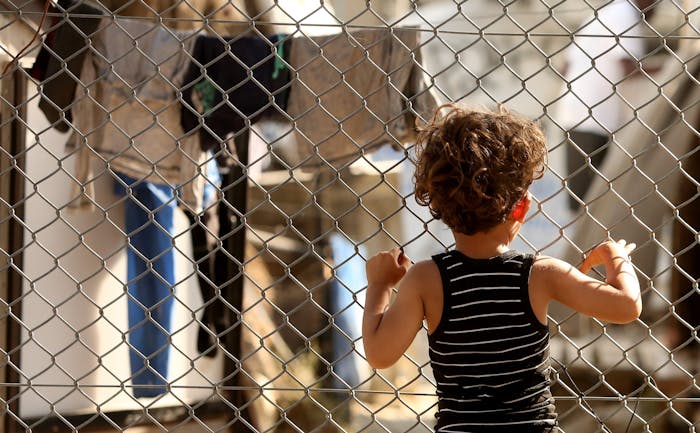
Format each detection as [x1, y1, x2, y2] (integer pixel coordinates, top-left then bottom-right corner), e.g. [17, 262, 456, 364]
[0, 0, 699, 432]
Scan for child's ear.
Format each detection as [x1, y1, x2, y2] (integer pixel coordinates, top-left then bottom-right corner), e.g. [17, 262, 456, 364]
[510, 193, 531, 223]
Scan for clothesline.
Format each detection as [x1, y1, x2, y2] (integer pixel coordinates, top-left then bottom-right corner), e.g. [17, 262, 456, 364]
[3, 11, 677, 41]
[1, 0, 679, 29]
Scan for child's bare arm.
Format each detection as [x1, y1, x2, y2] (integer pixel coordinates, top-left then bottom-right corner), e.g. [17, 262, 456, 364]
[362, 248, 425, 369]
[531, 240, 641, 324]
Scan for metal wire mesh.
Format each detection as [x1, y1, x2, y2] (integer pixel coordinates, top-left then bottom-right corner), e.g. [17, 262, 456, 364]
[0, 0, 699, 432]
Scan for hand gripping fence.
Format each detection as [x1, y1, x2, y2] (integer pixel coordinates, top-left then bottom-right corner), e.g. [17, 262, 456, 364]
[0, 1, 699, 432]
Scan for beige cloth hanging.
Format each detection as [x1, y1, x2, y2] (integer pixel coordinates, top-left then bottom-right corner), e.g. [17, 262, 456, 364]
[286, 28, 440, 171]
[67, 18, 208, 211]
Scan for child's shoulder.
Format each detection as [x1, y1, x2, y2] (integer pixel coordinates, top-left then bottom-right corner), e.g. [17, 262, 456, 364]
[401, 259, 441, 291]
[407, 259, 440, 277]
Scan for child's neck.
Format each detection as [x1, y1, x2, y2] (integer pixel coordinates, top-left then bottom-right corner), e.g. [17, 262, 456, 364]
[453, 221, 519, 259]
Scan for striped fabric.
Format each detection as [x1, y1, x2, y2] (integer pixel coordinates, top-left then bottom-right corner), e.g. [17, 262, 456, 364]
[429, 250, 557, 433]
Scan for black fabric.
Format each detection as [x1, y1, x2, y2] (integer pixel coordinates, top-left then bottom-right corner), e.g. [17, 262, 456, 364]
[429, 250, 557, 433]
[187, 168, 247, 357]
[186, 200, 236, 357]
[29, 17, 57, 82]
[180, 34, 290, 157]
[31, 0, 102, 131]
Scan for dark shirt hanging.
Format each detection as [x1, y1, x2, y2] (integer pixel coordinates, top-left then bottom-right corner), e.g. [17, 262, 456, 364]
[30, 0, 103, 131]
[180, 34, 291, 157]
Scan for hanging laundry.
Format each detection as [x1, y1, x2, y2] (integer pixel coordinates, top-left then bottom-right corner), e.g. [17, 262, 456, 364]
[30, 0, 103, 132]
[180, 33, 291, 159]
[186, 202, 224, 358]
[67, 18, 209, 212]
[285, 28, 440, 171]
[53, 17, 244, 364]
[188, 160, 251, 357]
[113, 171, 178, 398]
[49, 17, 216, 396]
[182, 156, 227, 358]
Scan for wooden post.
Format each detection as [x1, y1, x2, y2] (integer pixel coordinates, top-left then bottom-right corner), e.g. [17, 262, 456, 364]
[0, 67, 27, 433]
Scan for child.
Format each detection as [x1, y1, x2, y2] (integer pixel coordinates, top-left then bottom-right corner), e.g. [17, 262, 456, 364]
[362, 104, 641, 432]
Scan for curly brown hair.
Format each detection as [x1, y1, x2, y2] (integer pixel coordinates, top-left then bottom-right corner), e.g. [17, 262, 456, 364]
[413, 103, 546, 235]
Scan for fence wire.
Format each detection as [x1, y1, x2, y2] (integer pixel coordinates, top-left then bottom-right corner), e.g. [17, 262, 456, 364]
[0, 0, 699, 432]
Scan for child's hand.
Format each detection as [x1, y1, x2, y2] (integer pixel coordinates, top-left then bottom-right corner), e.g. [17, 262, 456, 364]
[579, 239, 636, 274]
[366, 247, 412, 289]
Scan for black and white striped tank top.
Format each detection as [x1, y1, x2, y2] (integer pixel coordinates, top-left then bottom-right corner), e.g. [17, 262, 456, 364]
[429, 250, 557, 433]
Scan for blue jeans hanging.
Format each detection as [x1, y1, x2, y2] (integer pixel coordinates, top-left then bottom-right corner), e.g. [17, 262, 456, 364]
[114, 172, 176, 398]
